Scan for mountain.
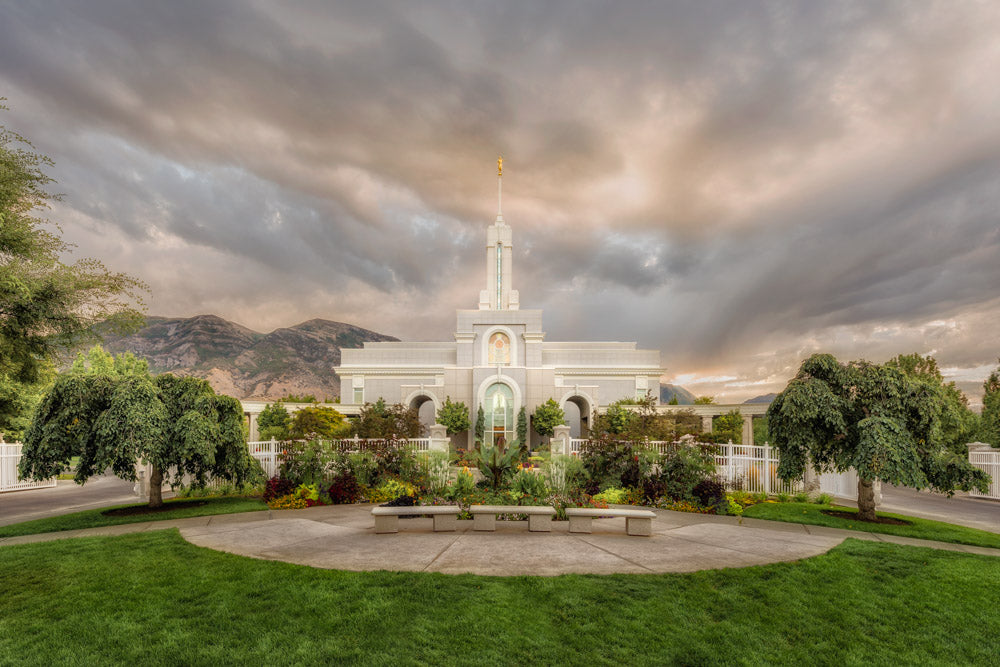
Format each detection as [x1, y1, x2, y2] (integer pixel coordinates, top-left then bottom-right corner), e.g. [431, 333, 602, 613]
[744, 393, 778, 404]
[660, 384, 697, 404]
[100, 314, 397, 400]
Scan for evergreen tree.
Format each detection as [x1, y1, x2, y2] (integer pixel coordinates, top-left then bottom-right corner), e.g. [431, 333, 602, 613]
[437, 396, 471, 435]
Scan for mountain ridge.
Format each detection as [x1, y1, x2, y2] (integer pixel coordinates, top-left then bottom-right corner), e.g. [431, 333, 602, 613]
[100, 314, 397, 400]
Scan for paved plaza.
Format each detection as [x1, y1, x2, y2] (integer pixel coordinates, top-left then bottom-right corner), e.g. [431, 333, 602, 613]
[3, 504, 998, 576]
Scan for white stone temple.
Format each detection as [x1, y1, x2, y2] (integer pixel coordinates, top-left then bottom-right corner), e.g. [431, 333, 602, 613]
[334, 160, 665, 448]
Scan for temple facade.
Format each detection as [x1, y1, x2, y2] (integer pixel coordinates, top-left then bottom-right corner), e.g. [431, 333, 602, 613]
[334, 162, 664, 448]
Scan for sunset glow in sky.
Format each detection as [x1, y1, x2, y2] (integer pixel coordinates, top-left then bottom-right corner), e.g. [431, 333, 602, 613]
[2, 1, 999, 404]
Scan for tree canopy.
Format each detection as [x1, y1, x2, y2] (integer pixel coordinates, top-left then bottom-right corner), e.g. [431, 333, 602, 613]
[20, 357, 261, 506]
[981, 361, 1000, 447]
[258, 402, 292, 440]
[436, 396, 470, 436]
[353, 398, 423, 439]
[768, 353, 989, 520]
[289, 405, 350, 440]
[532, 398, 566, 439]
[0, 102, 145, 433]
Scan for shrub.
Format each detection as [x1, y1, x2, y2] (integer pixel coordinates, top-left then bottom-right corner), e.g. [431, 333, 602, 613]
[370, 478, 417, 503]
[593, 487, 628, 505]
[346, 451, 378, 487]
[327, 471, 362, 504]
[446, 467, 476, 500]
[692, 478, 727, 508]
[815, 492, 833, 505]
[262, 476, 296, 502]
[279, 440, 337, 486]
[793, 491, 810, 503]
[579, 438, 654, 490]
[510, 469, 548, 497]
[658, 445, 716, 501]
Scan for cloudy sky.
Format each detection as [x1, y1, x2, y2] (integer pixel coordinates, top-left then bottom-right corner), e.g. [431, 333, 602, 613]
[2, 1, 999, 405]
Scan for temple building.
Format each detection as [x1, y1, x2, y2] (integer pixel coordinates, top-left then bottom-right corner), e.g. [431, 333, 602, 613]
[334, 160, 664, 448]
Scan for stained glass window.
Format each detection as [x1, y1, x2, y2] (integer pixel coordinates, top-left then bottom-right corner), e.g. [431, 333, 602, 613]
[488, 332, 511, 365]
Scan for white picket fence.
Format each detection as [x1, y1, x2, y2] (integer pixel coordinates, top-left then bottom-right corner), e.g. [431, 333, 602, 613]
[247, 437, 438, 479]
[0, 442, 57, 493]
[969, 448, 1000, 500]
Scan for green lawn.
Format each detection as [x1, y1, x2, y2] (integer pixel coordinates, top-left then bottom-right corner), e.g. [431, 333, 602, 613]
[1, 530, 998, 665]
[0, 496, 267, 538]
[743, 502, 1000, 549]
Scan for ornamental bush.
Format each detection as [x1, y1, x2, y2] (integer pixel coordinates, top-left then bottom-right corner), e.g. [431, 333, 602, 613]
[262, 476, 296, 502]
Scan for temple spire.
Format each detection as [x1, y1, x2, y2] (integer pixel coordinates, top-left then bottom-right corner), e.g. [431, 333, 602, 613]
[496, 155, 504, 223]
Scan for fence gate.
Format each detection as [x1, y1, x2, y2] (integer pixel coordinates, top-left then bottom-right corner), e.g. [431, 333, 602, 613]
[969, 446, 1000, 500]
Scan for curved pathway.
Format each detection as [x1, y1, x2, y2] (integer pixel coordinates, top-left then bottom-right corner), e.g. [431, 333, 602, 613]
[3, 504, 998, 576]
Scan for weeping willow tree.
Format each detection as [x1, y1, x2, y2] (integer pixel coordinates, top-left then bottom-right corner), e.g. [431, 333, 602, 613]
[768, 354, 989, 521]
[20, 366, 262, 507]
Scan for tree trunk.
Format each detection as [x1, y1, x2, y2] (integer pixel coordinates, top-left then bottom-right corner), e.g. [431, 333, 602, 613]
[148, 465, 164, 508]
[857, 477, 877, 522]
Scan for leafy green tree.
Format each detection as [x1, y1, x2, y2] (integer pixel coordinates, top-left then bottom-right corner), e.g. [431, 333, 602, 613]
[258, 402, 291, 440]
[289, 406, 350, 439]
[694, 396, 715, 405]
[981, 361, 1000, 447]
[20, 364, 259, 507]
[69, 345, 148, 378]
[436, 396, 470, 435]
[714, 410, 744, 444]
[668, 395, 679, 405]
[768, 354, 989, 521]
[474, 405, 485, 445]
[532, 399, 566, 440]
[353, 398, 423, 438]
[0, 360, 54, 441]
[0, 103, 145, 433]
[887, 353, 979, 454]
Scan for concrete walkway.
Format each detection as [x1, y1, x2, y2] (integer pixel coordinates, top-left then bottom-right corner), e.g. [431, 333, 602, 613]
[2, 504, 998, 576]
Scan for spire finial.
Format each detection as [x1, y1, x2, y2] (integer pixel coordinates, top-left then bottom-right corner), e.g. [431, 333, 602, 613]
[496, 155, 503, 220]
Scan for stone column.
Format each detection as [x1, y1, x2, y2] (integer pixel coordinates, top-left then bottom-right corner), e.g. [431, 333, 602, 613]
[701, 415, 713, 434]
[247, 412, 259, 441]
[742, 415, 754, 447]
[552, 424, 571, 456]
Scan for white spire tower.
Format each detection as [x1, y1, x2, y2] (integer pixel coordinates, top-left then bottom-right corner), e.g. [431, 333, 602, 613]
[479, 156, 519, 310]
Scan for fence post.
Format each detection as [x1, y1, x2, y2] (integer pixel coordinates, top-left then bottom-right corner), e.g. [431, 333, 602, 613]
[764, 443, 771, 495]
[429, 424, 449, 452]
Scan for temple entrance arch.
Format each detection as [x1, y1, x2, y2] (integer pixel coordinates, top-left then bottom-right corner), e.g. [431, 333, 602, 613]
[404, 391, 441, 435]
[476, 377, 521, 449]
[560, 392, 593, 438]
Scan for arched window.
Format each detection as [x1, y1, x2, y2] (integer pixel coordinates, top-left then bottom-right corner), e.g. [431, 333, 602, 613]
[483, 383, 514, 447]
[488, 332, 511, 365]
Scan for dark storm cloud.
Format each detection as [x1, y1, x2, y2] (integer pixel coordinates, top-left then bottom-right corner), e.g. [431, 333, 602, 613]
[1, 0, 999, 399]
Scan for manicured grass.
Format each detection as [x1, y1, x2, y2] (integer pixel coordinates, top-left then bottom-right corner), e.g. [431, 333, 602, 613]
[743, 502, 1000, 549]
[1, 531, 998, 665]
[0, 496, 267, 538]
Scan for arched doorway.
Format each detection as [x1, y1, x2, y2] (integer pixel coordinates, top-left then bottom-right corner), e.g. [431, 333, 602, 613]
[562, 395, 591, 438]
[407, 394, 438, 436]
[483, 383, 514, 448]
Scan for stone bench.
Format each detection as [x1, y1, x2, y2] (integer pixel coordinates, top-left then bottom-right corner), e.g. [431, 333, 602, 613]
[372, 505, 460, 534]
[470, 505, 556, 532]
[565, 508, 657, 536]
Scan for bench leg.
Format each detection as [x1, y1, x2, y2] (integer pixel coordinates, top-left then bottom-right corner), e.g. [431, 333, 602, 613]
[528, 514, 552, 532]
[433, 513, 458, 532]
[568, 515, 592, 533]
[626, 517, 652, 536]
[473, 514, 496, 531]
[374, 515, 399, 534]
